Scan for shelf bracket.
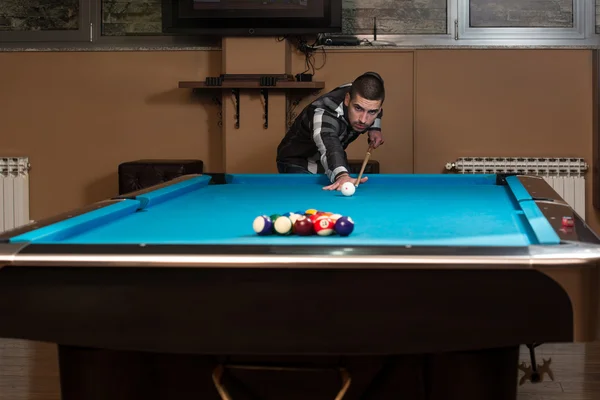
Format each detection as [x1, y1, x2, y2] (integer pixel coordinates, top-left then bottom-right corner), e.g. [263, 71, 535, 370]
[286, 89, 323, 128]
[261, 89, 269, 129]
[179, 79, 325, 130]
[231, 89, 240, 129]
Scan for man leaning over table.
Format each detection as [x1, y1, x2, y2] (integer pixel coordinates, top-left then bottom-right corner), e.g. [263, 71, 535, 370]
[275, 71, 385, 191]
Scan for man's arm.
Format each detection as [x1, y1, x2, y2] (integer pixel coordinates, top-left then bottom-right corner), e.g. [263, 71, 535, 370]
[367, 108, 384, 148]
[311, 108, 350, 182]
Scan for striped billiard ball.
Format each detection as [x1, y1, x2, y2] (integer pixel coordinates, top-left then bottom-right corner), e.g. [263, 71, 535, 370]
[329, 213, 342, 222]
[253, 215, 273, 235]
[289, 213, 302, 230]
[314, 217, 335, 236]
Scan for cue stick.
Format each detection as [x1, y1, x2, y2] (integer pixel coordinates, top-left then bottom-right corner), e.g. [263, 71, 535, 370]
[355, 145, 374, 188]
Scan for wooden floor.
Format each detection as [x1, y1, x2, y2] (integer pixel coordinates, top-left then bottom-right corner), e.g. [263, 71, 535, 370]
[1, 339, 599, 399]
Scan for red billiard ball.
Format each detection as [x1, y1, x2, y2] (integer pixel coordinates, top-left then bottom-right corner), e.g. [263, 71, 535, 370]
[562, 216, 574, 227]
[314, 217, 335, 236]
[294, 216, 314, 236]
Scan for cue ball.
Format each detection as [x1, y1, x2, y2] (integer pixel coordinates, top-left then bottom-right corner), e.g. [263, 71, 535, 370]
[341, 182, 356, 196]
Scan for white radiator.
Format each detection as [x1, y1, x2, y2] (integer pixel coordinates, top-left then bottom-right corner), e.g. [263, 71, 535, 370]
[541, 175, 586, 220]
[445, 157, 588, 220]
[0, 157, 30, 233]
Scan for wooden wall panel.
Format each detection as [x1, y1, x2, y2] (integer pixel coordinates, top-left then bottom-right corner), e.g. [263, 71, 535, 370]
[413, 49, 598, 229]
[0, 50, 222, 221]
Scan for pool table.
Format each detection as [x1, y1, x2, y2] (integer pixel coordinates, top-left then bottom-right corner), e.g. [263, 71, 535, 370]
[0, 172, 599, 400]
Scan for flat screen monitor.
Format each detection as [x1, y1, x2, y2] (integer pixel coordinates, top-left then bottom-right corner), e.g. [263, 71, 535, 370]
[162, 0, 343, 36]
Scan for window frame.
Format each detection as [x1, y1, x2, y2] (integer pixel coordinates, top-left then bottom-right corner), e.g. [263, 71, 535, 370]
[87, 0, 219, 47]
[354, 0, 458, 46]
[456, 0, 591, 40]
[0, 0, 91, 43]
[0, 0, 598, 48]
[354, 0, 599, 47]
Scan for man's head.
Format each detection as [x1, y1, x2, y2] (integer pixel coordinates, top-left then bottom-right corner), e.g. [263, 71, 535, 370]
[344, 72, 385, 132]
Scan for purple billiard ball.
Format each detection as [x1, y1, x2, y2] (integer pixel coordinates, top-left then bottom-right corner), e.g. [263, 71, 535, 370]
[334, 216, 354, 236]
[252, 215, 273, 235]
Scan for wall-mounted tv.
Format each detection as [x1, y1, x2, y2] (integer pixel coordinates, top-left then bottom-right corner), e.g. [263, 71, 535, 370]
[161, 0, 342, 36]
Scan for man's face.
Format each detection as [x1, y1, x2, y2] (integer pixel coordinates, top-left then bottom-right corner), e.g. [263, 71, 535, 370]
[344, 93, 382, 132]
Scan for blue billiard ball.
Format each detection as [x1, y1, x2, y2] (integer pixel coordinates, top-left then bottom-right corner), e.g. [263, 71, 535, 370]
[253, 215, 273, 235]
[334, 216, 354, 236]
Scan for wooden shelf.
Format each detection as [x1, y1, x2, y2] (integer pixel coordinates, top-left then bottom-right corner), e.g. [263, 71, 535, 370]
[179, 79, 325, 129]
[178, 80, 325, 89]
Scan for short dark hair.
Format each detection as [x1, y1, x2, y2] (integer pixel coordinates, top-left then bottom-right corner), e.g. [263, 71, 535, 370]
[349, 72, 385, 103]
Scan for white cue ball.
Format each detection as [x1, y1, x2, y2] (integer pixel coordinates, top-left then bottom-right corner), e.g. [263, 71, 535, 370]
[341, 182, 356, 196]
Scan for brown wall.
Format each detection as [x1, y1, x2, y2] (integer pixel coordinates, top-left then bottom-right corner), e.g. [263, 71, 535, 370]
[0, 47, 596, 232]
[0, 50, 222, 220]
[413, 49, 597, 234]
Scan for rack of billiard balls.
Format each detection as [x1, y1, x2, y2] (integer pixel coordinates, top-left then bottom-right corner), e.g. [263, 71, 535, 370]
[252, 209, 354, 236]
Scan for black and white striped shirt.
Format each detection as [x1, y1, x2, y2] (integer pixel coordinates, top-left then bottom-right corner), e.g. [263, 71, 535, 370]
[276, 83, 382, 182]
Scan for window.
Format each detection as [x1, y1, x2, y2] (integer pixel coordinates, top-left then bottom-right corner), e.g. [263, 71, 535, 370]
[0, 0, 597, 47]
[92, 0, 215, 45]
[342, 0, 450, 36]
[0, 0, 91, 42]
[456, 0, 590, 40]
[100, 0, 163, 36]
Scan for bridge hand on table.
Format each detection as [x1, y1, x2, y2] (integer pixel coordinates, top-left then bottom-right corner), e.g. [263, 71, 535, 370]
[323, 174, 368, 191]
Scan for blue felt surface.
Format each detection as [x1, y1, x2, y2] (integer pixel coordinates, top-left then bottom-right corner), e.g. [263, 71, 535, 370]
[9, 174, 560, 246]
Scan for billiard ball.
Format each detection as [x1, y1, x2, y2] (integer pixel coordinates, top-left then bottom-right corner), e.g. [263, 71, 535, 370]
[253, 215, 273, 235]
[314, 217, 335, 236]
[309, 214, 322, 223]
[330, 213, 342, 222]
[270, 214, 281, 223]
[562, 216, 574, 227]
[294, 216, 314, 236]
[289, 213, 302, 229]
[334, 216, 354, 236]
[341, 182, 356, 196]
[274, 216, 293, 235]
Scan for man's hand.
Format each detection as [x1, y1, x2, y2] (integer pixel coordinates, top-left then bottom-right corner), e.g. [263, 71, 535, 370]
[323, 173, 368, 191]
[368, 130, 384, 148]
